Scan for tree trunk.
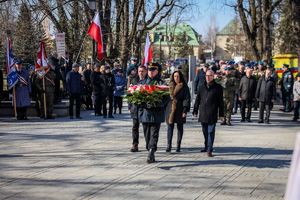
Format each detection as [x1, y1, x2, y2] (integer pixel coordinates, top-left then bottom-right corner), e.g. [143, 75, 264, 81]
[120, 0, 129, 70]
[262, 0, 272, 64]
[103, 0, 112, 61]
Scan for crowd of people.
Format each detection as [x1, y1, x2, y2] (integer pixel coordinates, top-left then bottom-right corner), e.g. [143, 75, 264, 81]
[2, 56, 300, 163]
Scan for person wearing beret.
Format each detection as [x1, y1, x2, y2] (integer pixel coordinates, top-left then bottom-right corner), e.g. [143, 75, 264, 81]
[139, 62, 170, 163]
[66, 63, 83, 119]
[14, 59, 31, 120]
[292, 72, 300, 121]
[280, 64, 294, 112]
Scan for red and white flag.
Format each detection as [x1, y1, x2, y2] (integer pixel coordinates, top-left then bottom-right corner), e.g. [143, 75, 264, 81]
[87, 13, 104, 61]
[36, 41, 49, 77]
[142, 33, 153, 67]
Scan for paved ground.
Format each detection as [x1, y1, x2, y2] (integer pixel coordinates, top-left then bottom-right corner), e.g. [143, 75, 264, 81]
[0, 106, 299, 200]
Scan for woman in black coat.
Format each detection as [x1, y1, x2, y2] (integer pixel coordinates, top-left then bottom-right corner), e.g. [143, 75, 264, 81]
[166, 70, 191, 152]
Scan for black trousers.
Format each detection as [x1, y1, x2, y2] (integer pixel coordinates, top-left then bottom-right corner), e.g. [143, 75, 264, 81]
[259, 102, 271, 122]
[114, 96, 123, 112]
[167, 123, 184, 148]
[282, 90, 292, 111]
[233, 92, 240, 113]
[132, 118, 139, 145]
[69, 94, 81, 117]
[294, 101, 300, 119]
[142, 123, 161, 151]
[103, 95, 113, 116]
[241, 100, 253, 120]
[94, 94, 103, 115]
[16, 107, 27, 119]
[85, 91, 93, 109]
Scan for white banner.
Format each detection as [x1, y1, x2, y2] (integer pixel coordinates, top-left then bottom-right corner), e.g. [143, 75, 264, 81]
[55, 33, 66, 58]
[285, 133, 300, 200]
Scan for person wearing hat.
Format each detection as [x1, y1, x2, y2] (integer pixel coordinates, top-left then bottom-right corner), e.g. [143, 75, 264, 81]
[139, 62, 170, 163]
[126, 57, 138, 77]
[35, 65, 56, 119]
[239, 66, 257, 122]
[113, 68, 126, 114]
[292, 72, 300, 121]
[14, 59, 31, 120]
[91, 63, 104, 116]
[219, 66, 239, 126]
[66, 63, 83, 119]
[280, 64, 294, 112]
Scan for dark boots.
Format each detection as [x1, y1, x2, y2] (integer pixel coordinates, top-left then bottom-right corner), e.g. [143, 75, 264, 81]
[130, 144, 138, 152]
[147, 149, 155, 163]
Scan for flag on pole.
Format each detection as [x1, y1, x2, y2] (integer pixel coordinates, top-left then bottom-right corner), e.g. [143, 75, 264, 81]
[142, 33, 153, 67]
[87, 13, 104, 61]
[6, 38, 18, 90]
[35, 41, 49, 77]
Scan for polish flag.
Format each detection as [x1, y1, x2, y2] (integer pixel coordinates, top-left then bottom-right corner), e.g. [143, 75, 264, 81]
[36, 41, 49, 77]
[87, 13, 104, 61]
[142, 33, 153, 67]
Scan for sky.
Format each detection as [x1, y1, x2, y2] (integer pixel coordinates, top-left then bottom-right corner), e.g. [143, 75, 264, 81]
[187, 0, 237, 37]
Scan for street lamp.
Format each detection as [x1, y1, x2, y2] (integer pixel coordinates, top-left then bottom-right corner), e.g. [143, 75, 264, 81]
[88, 0, 96, 64]
[137, 21, 143, 64]
[159, 32, 163, 63]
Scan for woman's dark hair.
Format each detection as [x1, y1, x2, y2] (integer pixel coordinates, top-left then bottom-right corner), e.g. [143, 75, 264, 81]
[170, 70, 186, 85]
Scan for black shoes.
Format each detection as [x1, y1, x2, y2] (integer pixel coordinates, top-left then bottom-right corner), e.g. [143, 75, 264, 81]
[130, 144, 139, 152]
[176, 147, 181, 152]
[147, 149, 155, 164]
[76, 116, 82, 119]
[258, 120, 264, 123]
[200, 149, 207, 152]
[108, 115, 114, 118]
[165, 146, 171, 152]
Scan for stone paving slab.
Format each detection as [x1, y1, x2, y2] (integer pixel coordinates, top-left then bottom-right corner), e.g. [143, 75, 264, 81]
[0, 107, 299, 200]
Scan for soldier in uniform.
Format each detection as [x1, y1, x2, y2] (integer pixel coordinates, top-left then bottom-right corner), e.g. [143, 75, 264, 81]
[129, 65, 147, 152]
[83, 63, 93, 110]
[280, 64, 294, 112]
[15, 60, 31, 120]
[220, 66, 239, 126]
[139, 63, 169, 163]
[35, 67, 56, 119]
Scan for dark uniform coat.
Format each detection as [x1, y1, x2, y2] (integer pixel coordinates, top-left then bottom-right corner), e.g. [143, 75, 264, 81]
[139, 76, 170, 123]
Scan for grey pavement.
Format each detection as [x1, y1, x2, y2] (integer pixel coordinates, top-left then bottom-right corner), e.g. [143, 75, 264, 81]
[0, 106, 299, 200]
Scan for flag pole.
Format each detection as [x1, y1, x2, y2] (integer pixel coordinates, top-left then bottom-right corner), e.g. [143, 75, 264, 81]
[13, 86, 17, 118]
[43, 76, 47, 119]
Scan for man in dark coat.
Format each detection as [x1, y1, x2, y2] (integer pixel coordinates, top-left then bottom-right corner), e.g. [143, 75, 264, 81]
[35, 68, 56, 119]
[15, 60, 31, 120]
[193, 70, 224, 157]
[194, 64, 208, 94]
[255, 67, 276, 124]
[91, 63, 104, 116]
[280, 64, 294, 112]
[239, 66, 257, 122]
[66, 63, 82, 119]
[139, 63, 169, 163]
[102, 66, 115, 118]
[129, 65, 147, 152]
[83, 63, 93, 110]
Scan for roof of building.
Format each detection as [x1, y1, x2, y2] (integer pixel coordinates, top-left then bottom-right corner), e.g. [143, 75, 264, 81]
[217, 17, 242, 36]
[151, 23, 201, 46]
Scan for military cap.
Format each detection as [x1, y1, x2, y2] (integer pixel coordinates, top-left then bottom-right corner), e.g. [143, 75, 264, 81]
[72, 63, 80, 68]
[148, 62, 162, 71]
[282, 64, 289, 68]
[15, 59, 23, 64]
